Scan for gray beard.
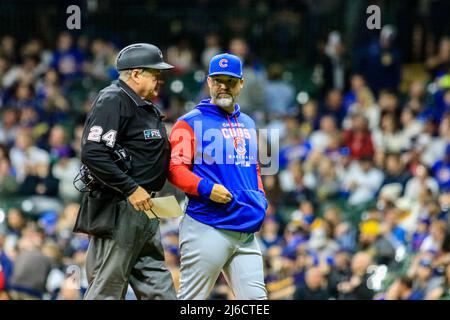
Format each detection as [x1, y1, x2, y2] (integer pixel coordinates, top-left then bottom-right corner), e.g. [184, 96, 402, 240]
[216, 97, 234, 108]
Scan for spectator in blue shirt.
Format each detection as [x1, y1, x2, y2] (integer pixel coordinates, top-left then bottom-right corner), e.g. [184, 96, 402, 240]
[51, 32, 84, 86]
[265, 63, 295, 117]
[432, 144, 450, 191]
[389, 276, 424, 300]
[356, 25, 401, 96]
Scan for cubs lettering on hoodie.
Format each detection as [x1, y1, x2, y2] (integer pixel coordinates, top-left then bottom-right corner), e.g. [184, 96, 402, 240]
[168, 99, 267, 233]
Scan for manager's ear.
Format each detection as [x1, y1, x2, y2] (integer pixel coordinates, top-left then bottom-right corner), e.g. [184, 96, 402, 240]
[206, 76, 213, 88]
[239, 78, 245, 89]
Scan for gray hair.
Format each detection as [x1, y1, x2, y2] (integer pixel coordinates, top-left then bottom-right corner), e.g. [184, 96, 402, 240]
[119, 69, 133, 82]
[119, 68, 150, 82]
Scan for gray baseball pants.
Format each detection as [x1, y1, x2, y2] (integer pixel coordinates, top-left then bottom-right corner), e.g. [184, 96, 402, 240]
[177, 213, 267, 300]
[84, 200, 176, 300]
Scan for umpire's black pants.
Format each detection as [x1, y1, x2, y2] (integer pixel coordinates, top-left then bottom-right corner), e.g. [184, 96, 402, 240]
[84, 199, 176, 300]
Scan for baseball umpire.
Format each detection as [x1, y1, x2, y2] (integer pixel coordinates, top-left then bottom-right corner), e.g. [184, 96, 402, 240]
[168, 53, 268, 299]
[75, 43, 176, 300]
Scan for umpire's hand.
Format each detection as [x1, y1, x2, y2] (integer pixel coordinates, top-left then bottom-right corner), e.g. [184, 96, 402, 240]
[128, 186, 153, 212]
[210, 184, 233, 204]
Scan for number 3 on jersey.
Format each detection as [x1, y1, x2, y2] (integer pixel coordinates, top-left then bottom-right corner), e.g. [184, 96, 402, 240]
[87, 126, 117, 147]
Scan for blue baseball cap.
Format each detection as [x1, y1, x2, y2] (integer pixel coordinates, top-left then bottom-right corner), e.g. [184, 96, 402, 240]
[419, 258, 432, 268]
[339, 146, 351, 156]
[208, 53, 243, 79]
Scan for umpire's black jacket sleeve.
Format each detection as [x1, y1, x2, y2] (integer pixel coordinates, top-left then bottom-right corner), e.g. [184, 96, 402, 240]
[81, 93, 138, 196]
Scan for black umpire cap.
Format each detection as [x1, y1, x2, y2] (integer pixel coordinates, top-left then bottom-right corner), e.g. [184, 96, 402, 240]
[116, 43, 174, 71]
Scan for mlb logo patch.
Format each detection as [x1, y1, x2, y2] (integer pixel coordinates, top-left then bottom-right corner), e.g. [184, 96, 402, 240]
[144, 129, 162, 140]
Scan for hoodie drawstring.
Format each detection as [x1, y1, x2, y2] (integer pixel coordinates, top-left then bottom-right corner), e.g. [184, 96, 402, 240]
[226, 115, 241, 141]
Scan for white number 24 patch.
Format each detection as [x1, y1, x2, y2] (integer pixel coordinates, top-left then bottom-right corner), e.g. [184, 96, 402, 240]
[87, 126, 117, 147]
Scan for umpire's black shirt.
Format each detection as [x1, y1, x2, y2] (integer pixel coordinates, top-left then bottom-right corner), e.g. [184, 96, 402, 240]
[81, 80, 170, 196]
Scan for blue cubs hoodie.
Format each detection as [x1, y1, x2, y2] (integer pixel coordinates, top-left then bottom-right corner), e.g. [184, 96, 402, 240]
[168, 99, 267, 233]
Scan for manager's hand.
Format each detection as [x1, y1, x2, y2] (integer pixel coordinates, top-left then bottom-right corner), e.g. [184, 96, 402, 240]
[128, 186, 153, 212]
[210, 184, 233, 204]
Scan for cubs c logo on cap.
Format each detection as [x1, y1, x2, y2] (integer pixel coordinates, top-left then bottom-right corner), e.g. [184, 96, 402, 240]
[219, 58, 228, 68]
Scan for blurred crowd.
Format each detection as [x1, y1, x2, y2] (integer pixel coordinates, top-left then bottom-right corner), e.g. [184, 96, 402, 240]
[2, 0, 450, 300]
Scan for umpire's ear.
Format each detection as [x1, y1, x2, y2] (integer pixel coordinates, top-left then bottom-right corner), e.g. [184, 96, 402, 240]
[130, 68, 144, 84]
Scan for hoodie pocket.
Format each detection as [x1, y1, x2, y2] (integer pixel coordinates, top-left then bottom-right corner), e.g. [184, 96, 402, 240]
[228, 189, 268, 215]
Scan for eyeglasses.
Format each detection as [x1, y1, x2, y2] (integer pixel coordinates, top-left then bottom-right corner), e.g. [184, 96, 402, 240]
[211, 77, 240, 88]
